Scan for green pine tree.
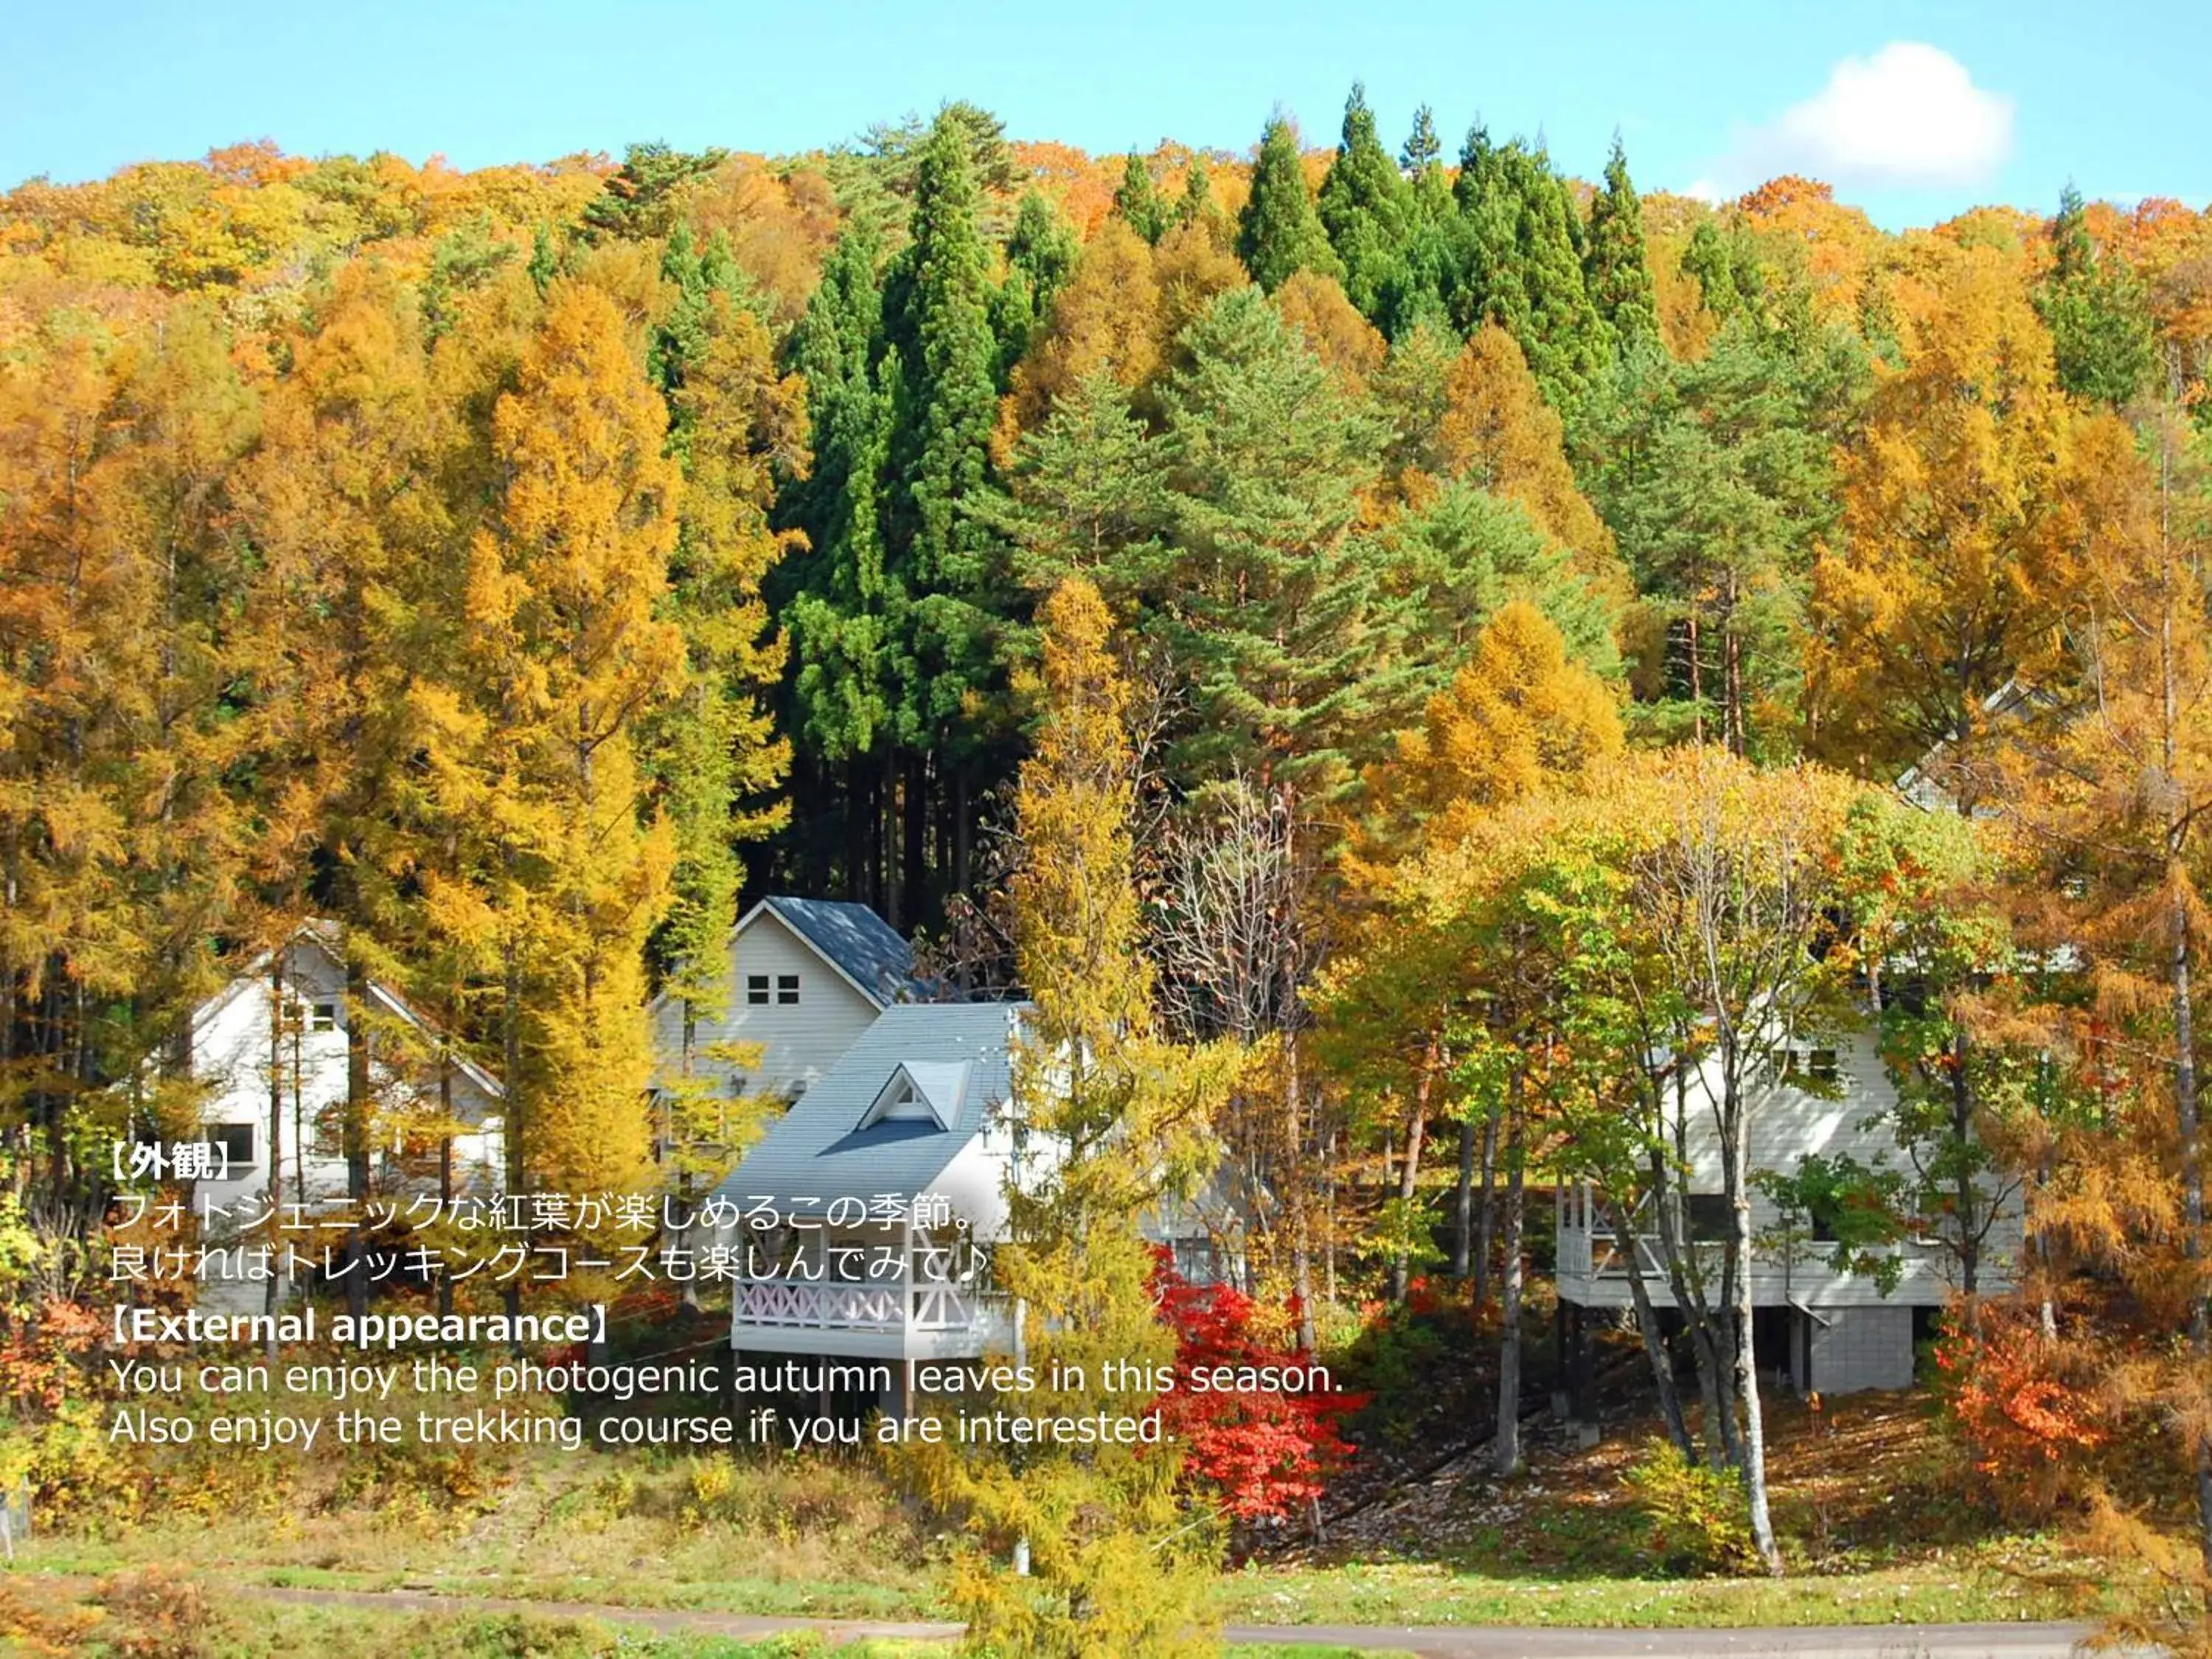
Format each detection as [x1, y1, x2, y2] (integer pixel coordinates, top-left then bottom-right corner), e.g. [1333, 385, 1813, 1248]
[1582, 135, 1659, 349]
[1401, 105, 1444, 187]
[1680, 220, 1770, 324]
[1155, 287, 1412, 791]
[579, 141, 726, 242]
[1384, 108, 1456, 338]
[1448, 125, 1525, 339]
[878, 109, 1015, 918]
[976, 370, 1173, 612]
[1315, 83, 1413, 323]
[1112, 152, 1169, 244]
[1174, 154, 1225, 234]
[1510, 145, 1613, 421]
[2038, 184, 2157, 407]
[779, 226, 899, 898]
[1234, 114, 1343, 293]
[992, 190, 1081, 377]
[526, 223, 559, 294]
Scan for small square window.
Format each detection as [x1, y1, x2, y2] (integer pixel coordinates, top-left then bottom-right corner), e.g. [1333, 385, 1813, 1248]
[1784, 1046, 1839, 1086]
[745, 975, 770, 1006]
[776, 974, 800, 1006]
[206, 1124, 254, 1171]
[1685, 1194, 1733, 1241]
[308, 1002, 338, 1033]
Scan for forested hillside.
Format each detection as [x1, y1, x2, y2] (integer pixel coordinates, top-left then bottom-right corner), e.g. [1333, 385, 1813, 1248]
[5, 88, 2212, 1631]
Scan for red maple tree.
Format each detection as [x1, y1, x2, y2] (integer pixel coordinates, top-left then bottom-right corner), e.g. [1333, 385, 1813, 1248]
[1150, 1253, 1361, 1522]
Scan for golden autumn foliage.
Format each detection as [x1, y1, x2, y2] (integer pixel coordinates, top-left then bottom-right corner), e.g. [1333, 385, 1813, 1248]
[912, 576, 1228, 1658]
[1358, 600, 1624, 866]
[1430, 324, 1621, 594]
[461, 281, 689, 1193]
[1809, 246, 2071, 797]
[1003, 218, 1164, 436]
[1271, 269, 1386, 399]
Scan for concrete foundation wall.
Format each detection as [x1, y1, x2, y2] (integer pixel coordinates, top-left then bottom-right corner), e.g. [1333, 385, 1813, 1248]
[1807, 1304, 1914, 1394]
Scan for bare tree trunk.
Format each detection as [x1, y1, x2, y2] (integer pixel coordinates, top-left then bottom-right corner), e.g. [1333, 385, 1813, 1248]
[1390, 1043, 1436, 1303]
[1451, 1116, 1475, 1278]
[345, 957, 371, 1200]
[1472, 1098, 1499, 1323]
[1604, 1192, 1693, 1458]
[1493, 1102, 1526, 1476]
[1722, 573, 1747, 757]
[903, 751, 928, 927]
[264, 954, 285, 1356]
[1732, 1124, 1783, 1573]
[882, 748, 901, 932]
[1686, 607, 1705, 747]
[1288, 1030, 1318, 1355]
[2174, 888, 2212, 1572]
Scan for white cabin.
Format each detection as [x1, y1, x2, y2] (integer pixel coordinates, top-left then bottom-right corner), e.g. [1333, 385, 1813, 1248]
[704, 991, 1229, 1400]
[1554, 1025, 2022, 1394]
[181, 925, 504, 1310]
[710, 1002, 1029, 1368]
[650, 897, 916, 1107]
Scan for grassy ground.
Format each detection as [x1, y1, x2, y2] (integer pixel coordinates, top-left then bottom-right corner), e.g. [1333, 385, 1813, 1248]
[7, 1443, 942, 1621]
[0, 1572, 1405, 1659]
[4, 1385, 2107, 1643]
[1212, 1387, 2106, 1630]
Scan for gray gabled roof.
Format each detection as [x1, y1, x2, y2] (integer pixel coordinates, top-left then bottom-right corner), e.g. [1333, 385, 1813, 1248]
[712, 1002, 1026, 1207]
[188, 921, 504, 1102]
[758, 897, 916, 1008]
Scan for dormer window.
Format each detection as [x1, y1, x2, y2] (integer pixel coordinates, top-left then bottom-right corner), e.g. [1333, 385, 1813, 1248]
[874, 1078, 933, 1121]
[308, 1002, 338, 1032]
[858, 1061, 969, 1131]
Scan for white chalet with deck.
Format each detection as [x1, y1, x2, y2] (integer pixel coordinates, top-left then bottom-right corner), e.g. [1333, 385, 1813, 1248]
[709, 1001, 1032, 1372]
[1554, 1026, 2023, 1396]
[180, 923, 505, 1305]
[696, 964, 1232, 1403]
[650, 897, 917, 1107]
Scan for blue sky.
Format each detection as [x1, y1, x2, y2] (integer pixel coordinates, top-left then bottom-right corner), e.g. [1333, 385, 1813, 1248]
[3, 0, 2202, 229]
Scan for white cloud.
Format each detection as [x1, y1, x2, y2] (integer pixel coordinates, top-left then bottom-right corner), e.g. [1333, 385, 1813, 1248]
[1694, 43, 2014, 197]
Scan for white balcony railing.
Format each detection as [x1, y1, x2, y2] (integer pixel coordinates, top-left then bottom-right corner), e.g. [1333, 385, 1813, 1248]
[1556, 1228, 1696, 1282]
[734, 1276, 997, 1335]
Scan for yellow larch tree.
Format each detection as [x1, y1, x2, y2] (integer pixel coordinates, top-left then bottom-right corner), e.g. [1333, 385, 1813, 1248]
[462, 279, 687, 1194]
[1809, 246, 2073, 806]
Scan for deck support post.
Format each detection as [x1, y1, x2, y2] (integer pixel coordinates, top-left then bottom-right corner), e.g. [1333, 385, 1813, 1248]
[1551, 1298, 1572, 1419]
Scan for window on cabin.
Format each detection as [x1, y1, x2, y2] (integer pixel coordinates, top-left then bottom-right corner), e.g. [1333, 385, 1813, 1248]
[311, 1102, 347, 1160]
[874, 1078, 931, 1121]
[745, 974, 770, 1006]
[205, 1123, 254, 1172]
[776, 974, 800, 1005]
[308, 1001, 338, 1033]
[1685, 1194, 1733, 1241]
[1172, 1237, 1221, 1284]
[1784, 1047, 1839, 1086]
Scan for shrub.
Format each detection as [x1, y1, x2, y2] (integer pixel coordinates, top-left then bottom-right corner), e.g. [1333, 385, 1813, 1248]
[1621, 1439, 1758, 1575]
[1934, 1304, 2109, 1521]
[1151, 1253, 1362, 1523]
[94, 1568, 230, 1659]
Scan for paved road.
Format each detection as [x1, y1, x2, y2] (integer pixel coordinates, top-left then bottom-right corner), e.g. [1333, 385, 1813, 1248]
[1218, 1619, 2118, 1656]
[238, 1585, 2133, 1656]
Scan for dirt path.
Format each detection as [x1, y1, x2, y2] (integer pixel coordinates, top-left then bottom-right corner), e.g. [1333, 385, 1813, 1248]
[237, 1585, 2117, 1657]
